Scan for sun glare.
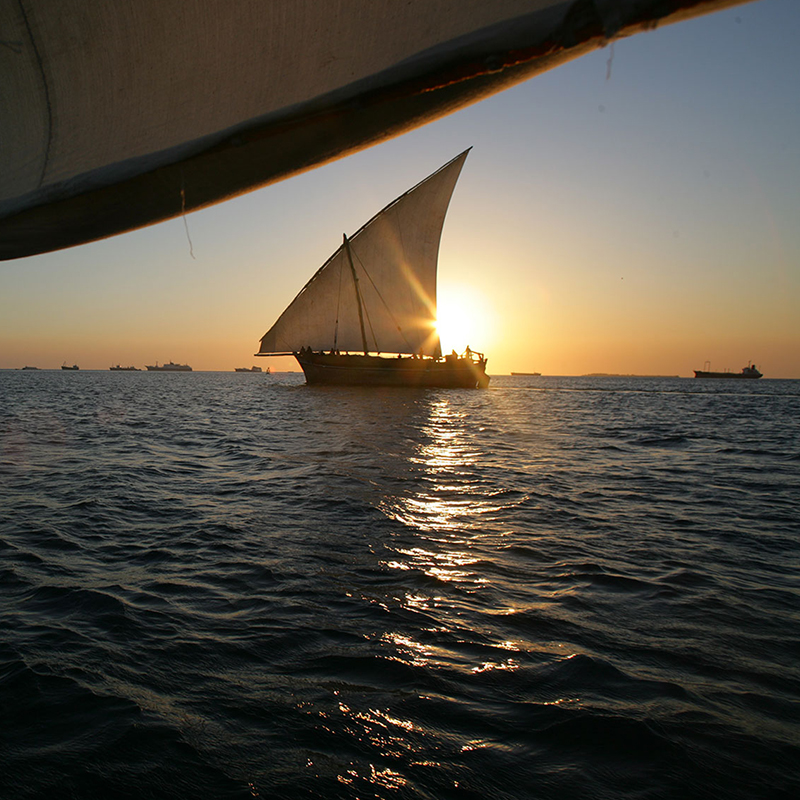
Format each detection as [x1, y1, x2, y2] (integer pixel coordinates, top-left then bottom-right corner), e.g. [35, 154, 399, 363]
[435, 284, 493, 354]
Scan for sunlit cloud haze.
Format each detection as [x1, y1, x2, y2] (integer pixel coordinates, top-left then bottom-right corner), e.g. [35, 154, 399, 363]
[2, 0, 798, 377]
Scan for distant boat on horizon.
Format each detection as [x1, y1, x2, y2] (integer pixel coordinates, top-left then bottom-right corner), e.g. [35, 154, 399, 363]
[110, 365, 141, 371]
[145, 361, 192, 372]
[234, 366, 267, 373]
[255, 150, 489, 389]
[61, 362, 79, 370]
[694, 362, 762, 380]
[21, 365, 39, 370]
[511, 371, 541, 376]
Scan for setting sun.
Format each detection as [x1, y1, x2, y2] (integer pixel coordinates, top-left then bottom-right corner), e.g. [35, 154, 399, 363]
[435, 284, 494, 355]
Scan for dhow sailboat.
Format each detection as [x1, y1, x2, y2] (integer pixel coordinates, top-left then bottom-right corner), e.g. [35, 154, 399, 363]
[256, 150, 488, 388]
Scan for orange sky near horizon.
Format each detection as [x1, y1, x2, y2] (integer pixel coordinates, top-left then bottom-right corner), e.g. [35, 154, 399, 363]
[2, 1, 798, 379]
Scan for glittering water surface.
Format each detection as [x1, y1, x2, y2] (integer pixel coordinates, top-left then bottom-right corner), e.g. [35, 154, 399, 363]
[1, 371, 798, 799]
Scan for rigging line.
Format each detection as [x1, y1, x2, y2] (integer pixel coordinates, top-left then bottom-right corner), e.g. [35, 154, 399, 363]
[362, 290, 380, 354]
[180, 176, 195, 259]
[344, 235, 369, 353]
[334, 248, 345, 349]
[350, 246, 414, 353]
[348, 244, 380, 351]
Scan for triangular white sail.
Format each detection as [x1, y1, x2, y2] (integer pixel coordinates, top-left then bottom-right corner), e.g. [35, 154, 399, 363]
[258, 150, 468, 357]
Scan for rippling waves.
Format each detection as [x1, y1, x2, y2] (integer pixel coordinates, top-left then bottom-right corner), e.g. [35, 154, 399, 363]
[1, 371, 798, 799]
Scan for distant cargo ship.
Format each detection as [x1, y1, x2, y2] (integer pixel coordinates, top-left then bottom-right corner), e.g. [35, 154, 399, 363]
[110, 365, 140, 371]
[511, 371, 541, 376]
[694, 362, 762, 380]
[61, 362, 79, 370]
[234, 366, 268, 373]
[145, 361, 192, 372]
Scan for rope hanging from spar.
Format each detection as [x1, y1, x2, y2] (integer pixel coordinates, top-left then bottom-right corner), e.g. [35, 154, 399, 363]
[343, 234, 369, 353]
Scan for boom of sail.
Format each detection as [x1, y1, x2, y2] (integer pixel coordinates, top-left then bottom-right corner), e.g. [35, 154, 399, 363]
[258, 150, 469, 359]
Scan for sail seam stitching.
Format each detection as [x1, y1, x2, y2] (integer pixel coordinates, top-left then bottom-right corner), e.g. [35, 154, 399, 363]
[17, 0, 53, 189]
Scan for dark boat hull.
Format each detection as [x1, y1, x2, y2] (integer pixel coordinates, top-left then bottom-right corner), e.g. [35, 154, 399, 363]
[296, 353, 489, 388]
[694, 370, 761, 379]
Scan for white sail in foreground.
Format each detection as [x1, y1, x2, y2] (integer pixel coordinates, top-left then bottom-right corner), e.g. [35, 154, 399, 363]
[0, 1, 749, 261]
[259, 150, 469, 358]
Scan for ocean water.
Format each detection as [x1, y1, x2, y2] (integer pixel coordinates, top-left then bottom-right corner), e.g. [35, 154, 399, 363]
[1, 370, 798, 800]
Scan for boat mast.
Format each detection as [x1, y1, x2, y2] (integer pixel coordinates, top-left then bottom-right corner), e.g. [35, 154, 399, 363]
[343, 234, 369, 354]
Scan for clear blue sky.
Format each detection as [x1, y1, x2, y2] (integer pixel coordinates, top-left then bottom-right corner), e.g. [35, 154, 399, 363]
[2, 0, 798, 377]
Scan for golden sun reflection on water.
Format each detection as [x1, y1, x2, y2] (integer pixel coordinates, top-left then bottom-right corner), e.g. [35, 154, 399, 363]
[315, 698, 422, 790]
[380, 398, 496, 537]
[386, 546, 485, 586]
[324, 398, 576, 792]
[373, 398, 534, 680]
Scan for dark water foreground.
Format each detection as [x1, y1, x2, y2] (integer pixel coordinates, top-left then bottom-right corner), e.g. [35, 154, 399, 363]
[1, 371, 798, 799]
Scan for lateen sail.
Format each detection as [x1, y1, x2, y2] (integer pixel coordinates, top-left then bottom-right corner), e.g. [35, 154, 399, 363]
[258, 150, 468, 357]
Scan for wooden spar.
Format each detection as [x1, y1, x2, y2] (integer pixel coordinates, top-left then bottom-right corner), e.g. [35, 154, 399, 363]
[344, 234, 369, 354]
